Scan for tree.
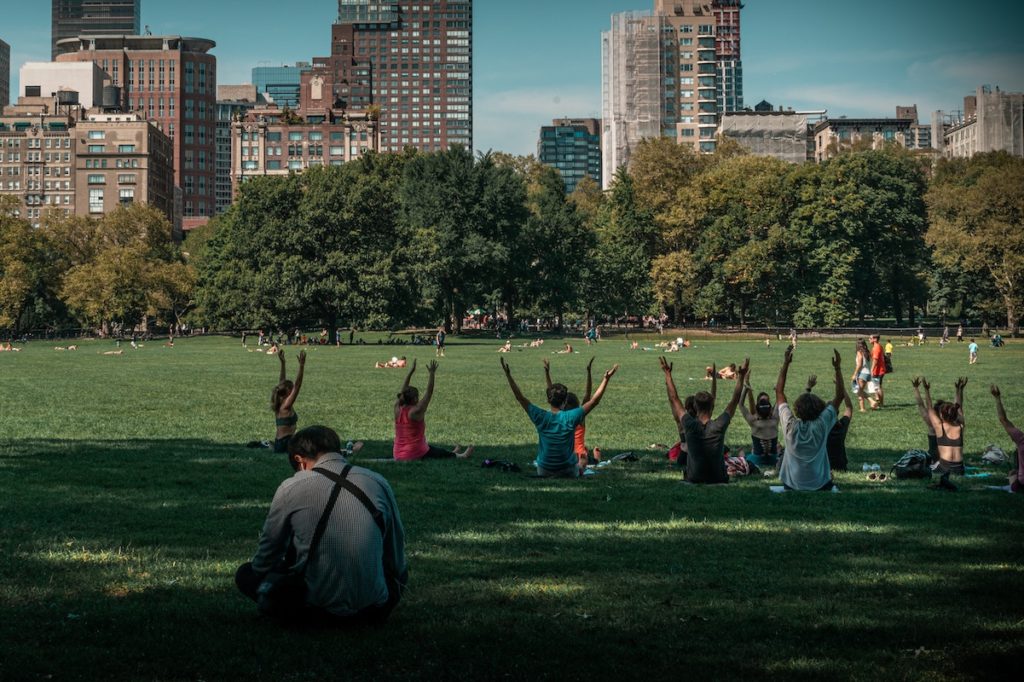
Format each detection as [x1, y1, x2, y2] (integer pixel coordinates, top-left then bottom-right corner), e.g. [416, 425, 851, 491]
[0, 198, 49, 331]
[194, 154, 420, 335]
[50, 204, 193, 332]
[585, 168, 655, 318]
[927, 152, 1024, 333]
[629, 136, 709, 238]
[401, 146, 527, 331]
[517, 165, 595, 328]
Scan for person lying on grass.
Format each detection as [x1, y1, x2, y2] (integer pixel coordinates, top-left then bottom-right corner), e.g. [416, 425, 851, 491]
[776, 346, 844, 491]
[991, 385, 1024, 493]
[236, 425, 407, 627]
[501, 356, 618, 478]
[660, 356, 749, 484]
[544, 357, 599, 470]
[393, 359, 473, 461]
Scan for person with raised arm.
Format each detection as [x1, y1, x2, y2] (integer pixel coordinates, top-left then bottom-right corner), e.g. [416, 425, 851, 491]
[776, 346, 845, 491]
[273, 350, 306, 467]
[738, 370, 781, 470]
[927, 377, 967, 490]
[545, 357, 598, 468]
[661, 356, 749, 484]
[807, 373, 853, 472]
[991, 385, 1024, 493]
[911, 376, 944, 463]
[502, 357, 618, 478]
[393, 359, 473, 461]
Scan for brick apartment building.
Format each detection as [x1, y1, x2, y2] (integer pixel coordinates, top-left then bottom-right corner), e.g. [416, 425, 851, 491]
[55, 34, 216, 230]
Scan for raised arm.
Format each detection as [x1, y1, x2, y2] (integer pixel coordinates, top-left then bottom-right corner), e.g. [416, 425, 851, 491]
[911, 377, 933, 428]
[710, 363, 718, 408]
[278, 349, 287, 383]
[830, 349, 846, 411]
[583, 357, 594, 403]
[409, 360, 437, 419]
[775, 345, 793, 406]
[281, 350, 306, 411]
[400, 358, 417, 392]
[500, 358, 531, 412]
[660, 357, 685, 424]
[582, 365, 619, 415]
[840, 378, 854, 419]
[543, 358, 553, 390]
[723, 358, 750, 417]
[744, 373, 756, 416]
[955, 376, 967, 421]
[991, 385, 1016, 433]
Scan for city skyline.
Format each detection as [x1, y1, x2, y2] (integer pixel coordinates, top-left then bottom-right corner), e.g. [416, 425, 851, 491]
[3, 0, 1023, 157]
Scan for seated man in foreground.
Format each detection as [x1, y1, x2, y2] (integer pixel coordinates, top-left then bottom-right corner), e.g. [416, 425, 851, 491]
[236, 426, 407, 625]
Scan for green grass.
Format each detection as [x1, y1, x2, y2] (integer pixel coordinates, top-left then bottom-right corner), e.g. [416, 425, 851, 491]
[1, 335, 1021, 681]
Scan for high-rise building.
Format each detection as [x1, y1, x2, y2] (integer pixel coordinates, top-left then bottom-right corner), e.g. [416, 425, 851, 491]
[537, 118, 602, 194]
[51, 0, 141, 59]
[56, 34, 217, 230]
[300, 0, 472, 153]
[215, 84, 258, 214]
[0, 39, 9, 109]
[933, 85, 1024, 159]
[252, 63, 307, 110]
[602, 0, 743, 187]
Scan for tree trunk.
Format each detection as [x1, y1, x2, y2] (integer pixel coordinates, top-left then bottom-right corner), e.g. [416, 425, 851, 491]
[892, 290, 903, 326]
[1007, 297, 1019, 337]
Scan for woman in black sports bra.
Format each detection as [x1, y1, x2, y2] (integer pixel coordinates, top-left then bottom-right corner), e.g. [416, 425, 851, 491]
[272, 350, 306, 466]
[925, 376, 967, 489]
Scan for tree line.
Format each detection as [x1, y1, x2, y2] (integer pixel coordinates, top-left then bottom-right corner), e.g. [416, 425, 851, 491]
[1, 144, 1020, 336]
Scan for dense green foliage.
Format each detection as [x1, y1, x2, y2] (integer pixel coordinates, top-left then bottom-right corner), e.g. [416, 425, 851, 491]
[4, 149, 1022, 335]
[0, 336, 1021, 680]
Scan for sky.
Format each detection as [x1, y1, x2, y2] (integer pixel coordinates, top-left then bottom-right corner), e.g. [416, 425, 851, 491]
[4, 0, 1023, 156]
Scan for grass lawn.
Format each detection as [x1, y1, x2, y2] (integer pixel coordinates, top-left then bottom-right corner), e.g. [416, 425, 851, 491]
[0, 334, 1021, 681]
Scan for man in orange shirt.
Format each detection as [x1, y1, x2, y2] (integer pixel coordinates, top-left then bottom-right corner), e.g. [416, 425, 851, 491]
[869, 334, 886, 408]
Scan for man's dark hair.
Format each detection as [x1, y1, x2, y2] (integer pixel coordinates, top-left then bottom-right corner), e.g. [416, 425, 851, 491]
[693, 391, 713, 415]
[794, 393, 826, 421]
[563, 392, 580, 410]
[289, 425, 342, 460]
[684, 395, 697, 417]
[547, 383, 568, 408]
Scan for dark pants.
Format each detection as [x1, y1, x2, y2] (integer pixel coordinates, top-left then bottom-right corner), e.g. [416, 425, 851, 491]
[235, 562, 400, 627]
[423, 445, 456, 459]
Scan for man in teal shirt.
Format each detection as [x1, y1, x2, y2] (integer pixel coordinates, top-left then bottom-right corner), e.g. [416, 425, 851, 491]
[500, 357, 618, 477]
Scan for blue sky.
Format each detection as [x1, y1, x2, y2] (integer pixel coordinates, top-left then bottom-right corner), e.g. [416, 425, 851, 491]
[5, 0, 1023, 156]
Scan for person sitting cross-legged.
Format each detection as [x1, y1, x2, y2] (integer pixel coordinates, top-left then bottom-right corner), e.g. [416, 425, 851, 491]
[235, 425, 408, 626]
[776, 346, 846, 491]
[500, 357, 618, 478]
[660, 356, 749, 484]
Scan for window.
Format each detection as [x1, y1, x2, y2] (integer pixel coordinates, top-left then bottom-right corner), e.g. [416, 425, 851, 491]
[266, 132, 282, 142]
[118, 145, 136, 153]
[119, 188, 134, 205]
[87, 174, 105, 184]
[87, 144, 105, 153]
[88, 130, 105, 139]
[89, 189, 104, 213]
[308, 132, 323, 141]
[118, 174, 137, 184]
[267, 160, 281, 170]
[288, 132, 304, 141]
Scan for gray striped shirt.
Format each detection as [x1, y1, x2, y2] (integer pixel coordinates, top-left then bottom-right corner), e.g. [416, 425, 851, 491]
[251, 453, 407, 616]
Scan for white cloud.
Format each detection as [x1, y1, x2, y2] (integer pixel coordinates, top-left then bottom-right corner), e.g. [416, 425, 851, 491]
[474, 86, 599, 156]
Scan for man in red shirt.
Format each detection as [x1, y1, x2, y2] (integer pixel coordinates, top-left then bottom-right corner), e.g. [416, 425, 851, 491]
[869, 334, 886, 408]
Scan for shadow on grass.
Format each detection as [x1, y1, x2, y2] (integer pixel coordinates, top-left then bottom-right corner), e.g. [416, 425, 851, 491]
[0, 438, 1022, 681]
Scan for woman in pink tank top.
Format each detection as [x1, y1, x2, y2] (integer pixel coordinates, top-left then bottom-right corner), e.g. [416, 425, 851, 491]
[394, 359, 474, 461]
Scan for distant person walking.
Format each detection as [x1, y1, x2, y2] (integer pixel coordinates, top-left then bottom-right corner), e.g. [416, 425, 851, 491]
[869, 334, 886, 408]
[956, 324, 964, 342]
[851, 339, 871, 412]
[968, 339, 979, 365]
[435, 328, 446, 358]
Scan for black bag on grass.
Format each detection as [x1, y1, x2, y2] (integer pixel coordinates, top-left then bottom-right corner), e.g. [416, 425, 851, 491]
[890, 450, 931, 479]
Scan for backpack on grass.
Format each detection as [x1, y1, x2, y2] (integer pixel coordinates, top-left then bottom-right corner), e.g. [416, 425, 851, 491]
[890, 450, 931, 479]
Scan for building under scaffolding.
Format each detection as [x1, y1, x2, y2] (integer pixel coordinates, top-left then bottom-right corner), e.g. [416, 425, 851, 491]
[718, 107, 825, 164]
[933, 85, 1024, 159]
[601, 11, 661, 188]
